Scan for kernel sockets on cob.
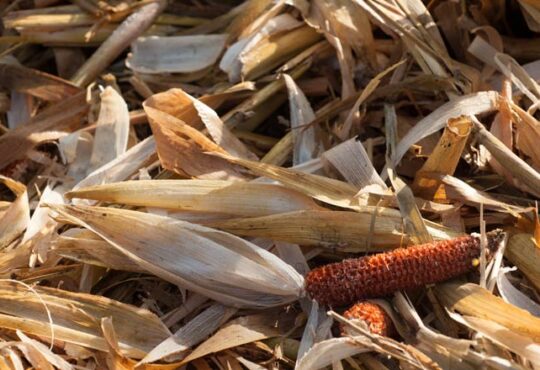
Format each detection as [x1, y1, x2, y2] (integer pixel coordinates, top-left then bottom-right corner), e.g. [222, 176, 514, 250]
[341, 301, 395, 337]
[306, 230, 504, 306]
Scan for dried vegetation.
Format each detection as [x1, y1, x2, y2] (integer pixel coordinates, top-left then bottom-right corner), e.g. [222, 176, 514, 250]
[0, 0, 540, 368]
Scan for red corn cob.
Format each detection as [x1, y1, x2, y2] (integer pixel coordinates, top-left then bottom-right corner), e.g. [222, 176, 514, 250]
[305, 230, 504, 306]
[341, 301, 394, 337]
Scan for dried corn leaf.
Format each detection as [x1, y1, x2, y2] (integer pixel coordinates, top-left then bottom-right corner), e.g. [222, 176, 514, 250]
[208, 209, 405, 251]
[0, 176, 29, 249]
[437, 282, 540, 342]
[74, 136, 156, 191]
[221, 13, 300, 82]
[180, 312, 293, 365]
[433, 174, 528, 214]
[212, 152, 361, 210]
[0, 91, 88, 170]
[0, 62, 80, 102]
[140, 304, 237, 365]
[296, 337, 368, 370]
[52, 229, 144, 272]
[89, 86, 130, 172]
[283, 74, 321, 165]
[0, 281, 170, 358]
[472, 118, 540, 198]
[49, 204, 304, 308]
[392, 91, 499, 166]
[446, 311, 540, 366]
[322, 138, 387, 189]
[66, 180, 322, 217]
[127, 34, 227, 74]
[143, 105, 244, 180]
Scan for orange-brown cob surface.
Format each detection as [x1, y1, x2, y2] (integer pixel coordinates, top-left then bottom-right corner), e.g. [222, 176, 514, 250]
[305, 230, 504, 306]
[341, 301, 394, 337]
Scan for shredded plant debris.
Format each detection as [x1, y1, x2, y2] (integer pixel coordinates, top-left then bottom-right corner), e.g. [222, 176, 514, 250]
[0, 0, 540, 369]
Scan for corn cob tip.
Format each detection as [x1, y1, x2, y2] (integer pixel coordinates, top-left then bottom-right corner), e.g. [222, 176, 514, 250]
[475, 228, 505, 254]
[341, 301, 395, 337]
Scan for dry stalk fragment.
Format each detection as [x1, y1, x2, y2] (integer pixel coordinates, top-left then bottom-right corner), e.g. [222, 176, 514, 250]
[305, 230, 505, 306]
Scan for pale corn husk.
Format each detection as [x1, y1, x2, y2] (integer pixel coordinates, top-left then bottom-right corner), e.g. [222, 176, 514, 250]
[220, 13, 301, 82]
[211, 152, 362, 210]
[0, 91, 88, 170]
[127, 34, 227, 74]
[52, 228, 144, 272]
[88, 86, 129, 172]
[73, 136, 157, 192]
[178, 311, 294, 366]
[140, 304, 238, 365]
[392, 91, 499, 166]
[240, 25, 321, 81]
[386, 104, 432, 244]
[48, 204, 304, 308]
[0, 281, 170, 358]
[283, 74, 322, 165]
[0, 176, 29, 249]
[66, 180, 323, 217]
[322, 137, 387, 190]
[71, 1, 167, 87]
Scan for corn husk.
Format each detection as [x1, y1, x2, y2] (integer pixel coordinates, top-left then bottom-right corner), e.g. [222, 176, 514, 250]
[505, 233, 540, 292]
[0, 91, 87, 170]
[127, 34, 227, 74]
[88, 86, 129, 172]
[66, 180, 322, 217]
[48, 204, 304, 308]
[437, 282, 540, 342]
[0, 176, 29, 249]
[392, 91, 499, 166]
[0, 62, 80, 101]
[0, 281, 170, 358]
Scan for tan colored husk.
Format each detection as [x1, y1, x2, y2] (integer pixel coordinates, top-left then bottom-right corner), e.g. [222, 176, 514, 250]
[211, 152, 361, 210]
[436, 282, 540, 342]
[52, 229, 144, 272]
[505, 233, 540, 292]
[0, 176, 29, 249]
[180, 311, 295, 366]
[207, 209, 405, 251]
[0, 281, 170, 358]
[0, 62, 80, 101]
[48, 204, 305, 308]
[88, 86, 130, 172]
[66, 180, 323, 217]
[241, 25, 321, 80]
[0, 91, 88, 170]
[208, 208, 457, 251]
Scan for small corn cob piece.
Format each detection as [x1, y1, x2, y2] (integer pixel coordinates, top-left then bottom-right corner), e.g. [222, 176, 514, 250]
[341, 301, 394, 337]
[305, 230, 504, 306]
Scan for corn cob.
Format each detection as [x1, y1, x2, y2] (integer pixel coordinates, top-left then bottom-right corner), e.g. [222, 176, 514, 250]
[341, 301, 394, 337]
[305, 230, 504, 306]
